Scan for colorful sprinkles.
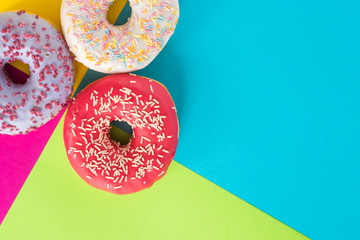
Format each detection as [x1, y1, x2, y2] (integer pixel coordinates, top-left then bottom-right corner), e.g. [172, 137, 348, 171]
[62, 0, 179, 72]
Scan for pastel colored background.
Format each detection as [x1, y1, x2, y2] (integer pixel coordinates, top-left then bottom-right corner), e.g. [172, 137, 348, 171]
[1, 0, 360, 240]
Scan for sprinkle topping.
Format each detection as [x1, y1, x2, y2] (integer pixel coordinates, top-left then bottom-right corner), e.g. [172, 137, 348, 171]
[0, 11, 74, 135]
[62, 0, 179, 72]
[64, 74, 178, 194]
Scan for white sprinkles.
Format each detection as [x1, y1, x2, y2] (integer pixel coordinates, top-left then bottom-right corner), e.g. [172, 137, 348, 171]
[66, 77, 178, 192]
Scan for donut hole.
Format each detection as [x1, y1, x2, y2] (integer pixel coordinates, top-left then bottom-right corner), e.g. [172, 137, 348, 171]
[4, 60, 31, 85]
[109, 120, 133, 146]
[107, 0, 132, 26]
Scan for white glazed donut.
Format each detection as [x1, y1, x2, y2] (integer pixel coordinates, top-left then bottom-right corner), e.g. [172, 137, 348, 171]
[0, 11, 74, 135]
[61, 0, 179, 73]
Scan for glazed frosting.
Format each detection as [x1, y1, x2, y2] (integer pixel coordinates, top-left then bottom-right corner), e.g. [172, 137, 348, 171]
[63, 74, 179, 194]
[0, 11, 74, 135]
[61, 0, 179, 73]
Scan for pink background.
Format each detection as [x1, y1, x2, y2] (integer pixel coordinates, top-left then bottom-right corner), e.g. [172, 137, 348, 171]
[0, 66, 65, 225]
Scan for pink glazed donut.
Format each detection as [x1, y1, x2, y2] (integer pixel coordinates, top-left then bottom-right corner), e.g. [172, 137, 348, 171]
[63, 74, 179, 194]
[0, 11, 74, 135]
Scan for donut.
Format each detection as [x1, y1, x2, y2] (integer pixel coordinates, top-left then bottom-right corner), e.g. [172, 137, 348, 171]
[61, 0, 179, 73]
[0, 11, 74, 135]
[63, 74, 179, 194]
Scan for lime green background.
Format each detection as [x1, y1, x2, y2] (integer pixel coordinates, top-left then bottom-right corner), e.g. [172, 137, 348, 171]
[0, 116, 309, 240]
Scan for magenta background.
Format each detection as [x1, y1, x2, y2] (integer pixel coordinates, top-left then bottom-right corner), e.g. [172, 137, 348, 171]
[0, 66, 65, 225]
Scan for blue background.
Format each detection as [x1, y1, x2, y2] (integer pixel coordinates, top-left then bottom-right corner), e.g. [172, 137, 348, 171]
[80, 1, 360, 239]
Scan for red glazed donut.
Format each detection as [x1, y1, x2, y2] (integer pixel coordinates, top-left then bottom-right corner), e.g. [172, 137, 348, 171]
[63, 74, 179, 194]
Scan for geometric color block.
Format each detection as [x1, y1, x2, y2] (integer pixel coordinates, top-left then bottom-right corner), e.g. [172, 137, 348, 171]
[0, 116, 309, 240]
[133, 1, 360, 239]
